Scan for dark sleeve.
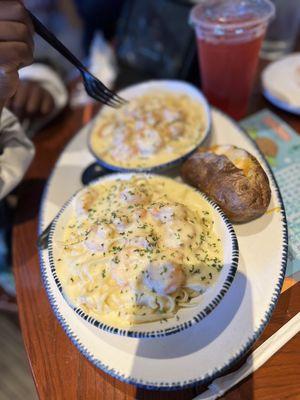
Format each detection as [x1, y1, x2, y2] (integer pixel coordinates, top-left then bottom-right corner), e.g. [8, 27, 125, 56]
[73, 0, 125, 52]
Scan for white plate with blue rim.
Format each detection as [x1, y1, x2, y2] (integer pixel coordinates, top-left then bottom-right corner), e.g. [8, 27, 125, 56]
[47, 173, 239, 338]
[262, 53, 300, 115]
[88, 80, 212, 172]
[38, 108, 287, 390]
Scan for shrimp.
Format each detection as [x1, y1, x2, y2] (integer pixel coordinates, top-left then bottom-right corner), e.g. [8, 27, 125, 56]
[144, 261, 185, 295]
[169, 121, 184, 139]
[111, 213, 131, 233]
[111, 143, 133, 161]
[74, 187, 98, 218]
[110, 239, 150, 288]
[111, 207, 148, 232]
[131, 207, 147, 222]
[149, 202, 187, 223]
[162, 221, 196, 250]
[119, 186, 149, 205]
[126, 236, 150, 249]
[136, 128, 162, 156]
[163, 109, 180, 123]
[84, 225, 113, 253]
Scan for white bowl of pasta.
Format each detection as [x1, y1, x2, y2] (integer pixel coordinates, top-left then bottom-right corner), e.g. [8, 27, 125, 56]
[88, 80, 211, 172]
[48, 173, 238, 338]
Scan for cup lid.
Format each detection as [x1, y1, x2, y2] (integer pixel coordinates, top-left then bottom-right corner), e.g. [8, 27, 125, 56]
[190, 0, 275, 31]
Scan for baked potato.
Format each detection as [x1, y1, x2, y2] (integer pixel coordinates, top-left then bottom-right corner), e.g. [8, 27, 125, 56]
[181, 145, 271, 223]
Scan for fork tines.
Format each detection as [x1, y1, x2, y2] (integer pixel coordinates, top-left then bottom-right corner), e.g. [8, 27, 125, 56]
[82, 70, 127, 108]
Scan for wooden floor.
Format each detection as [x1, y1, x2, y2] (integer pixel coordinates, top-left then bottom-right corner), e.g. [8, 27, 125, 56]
[0, 313, 37, 400]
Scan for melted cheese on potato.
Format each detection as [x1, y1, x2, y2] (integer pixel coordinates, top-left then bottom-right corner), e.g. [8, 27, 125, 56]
[90, 91, 206, 169]
[56, 176, 223, 328]
[213, 145, 256, 177]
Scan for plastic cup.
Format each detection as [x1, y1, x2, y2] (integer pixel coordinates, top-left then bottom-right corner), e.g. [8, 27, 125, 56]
[190, 0, 275, 120]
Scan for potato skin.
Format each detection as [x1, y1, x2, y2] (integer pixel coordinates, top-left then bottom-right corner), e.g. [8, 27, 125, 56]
[181, 146, 271, 223]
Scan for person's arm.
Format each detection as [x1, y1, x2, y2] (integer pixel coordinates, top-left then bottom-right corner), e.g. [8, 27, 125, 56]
[0, 109, 35, 200]
[0, 1, 34, 111]
[0, 0, 35, 199]
[7, 63, 68, 123]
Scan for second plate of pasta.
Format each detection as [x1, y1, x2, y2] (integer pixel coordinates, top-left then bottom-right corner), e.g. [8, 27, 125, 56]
[88, 80, 211, 172]
[48, 173, 238, 338]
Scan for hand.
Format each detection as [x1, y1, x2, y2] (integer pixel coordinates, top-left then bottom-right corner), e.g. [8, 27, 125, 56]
[8, 80, 55, 121]
[0, 1, 34, 103]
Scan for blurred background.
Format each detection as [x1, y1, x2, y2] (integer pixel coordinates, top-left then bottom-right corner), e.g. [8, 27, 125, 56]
[21, 0, 300, 110]
[32, 0, 299, 80]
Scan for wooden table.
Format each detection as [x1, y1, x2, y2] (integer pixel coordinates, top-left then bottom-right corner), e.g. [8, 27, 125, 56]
[13, 67, 300, 399]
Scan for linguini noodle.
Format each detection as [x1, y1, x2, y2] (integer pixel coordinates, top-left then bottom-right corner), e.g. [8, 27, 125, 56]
[55, 176, 223, 328]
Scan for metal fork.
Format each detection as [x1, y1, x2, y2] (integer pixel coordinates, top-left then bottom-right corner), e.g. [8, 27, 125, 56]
[27, 10, 127, 108]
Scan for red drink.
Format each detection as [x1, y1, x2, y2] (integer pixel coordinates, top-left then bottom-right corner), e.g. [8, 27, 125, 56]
[197, 33, 264, 119]
[190, 0, 275, 120]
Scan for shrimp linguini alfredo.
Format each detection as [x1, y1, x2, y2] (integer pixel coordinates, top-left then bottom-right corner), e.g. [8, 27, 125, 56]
[54, 175, 224, 328]
[90, 90, 207, 169]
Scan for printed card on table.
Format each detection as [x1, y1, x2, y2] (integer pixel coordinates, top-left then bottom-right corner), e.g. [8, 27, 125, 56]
[241, 109, 300, 281]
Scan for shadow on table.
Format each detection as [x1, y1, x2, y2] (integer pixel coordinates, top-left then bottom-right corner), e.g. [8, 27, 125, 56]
[13, 178, 46, 225]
